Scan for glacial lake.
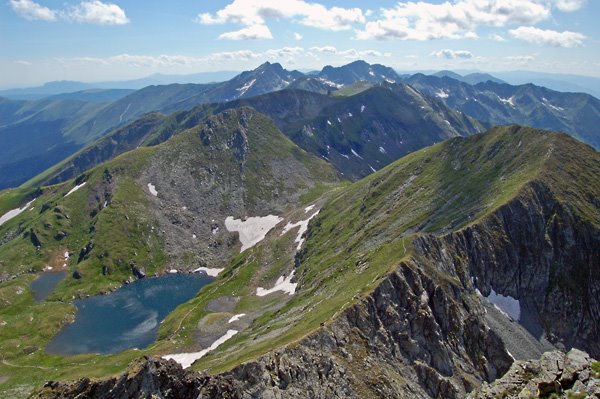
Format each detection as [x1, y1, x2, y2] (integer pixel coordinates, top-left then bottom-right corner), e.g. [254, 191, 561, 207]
[31, 272, 67, 302]
[46, 273, 212, 355]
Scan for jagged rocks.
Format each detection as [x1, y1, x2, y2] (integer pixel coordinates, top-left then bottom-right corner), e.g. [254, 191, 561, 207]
[130, 262, 146, 279]
[36, 357, 205, 399]
[77, 241, 94, 263]
[468, 349, 600, 398]
[54, 231, 68, 241]
[29, 229, 42, 248]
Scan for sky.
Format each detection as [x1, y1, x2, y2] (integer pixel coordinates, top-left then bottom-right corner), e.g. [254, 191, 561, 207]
[1, 0, 599, 88]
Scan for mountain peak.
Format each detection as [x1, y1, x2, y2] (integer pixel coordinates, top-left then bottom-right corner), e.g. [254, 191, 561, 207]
[256, 61, 284, 72]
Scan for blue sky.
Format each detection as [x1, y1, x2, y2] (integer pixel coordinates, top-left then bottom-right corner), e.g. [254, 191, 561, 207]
[1, 0, 599, 88]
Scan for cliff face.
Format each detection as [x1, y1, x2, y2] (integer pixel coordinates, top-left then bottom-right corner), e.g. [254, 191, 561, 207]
[414, 180, 600, 359]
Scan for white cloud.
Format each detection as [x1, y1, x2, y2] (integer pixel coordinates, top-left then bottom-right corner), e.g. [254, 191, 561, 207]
[15, 60, 32, 66]
[293, 32, 303, 40]
[310, 45, 337, 53]
[9, 0, 56, 21]
[218, 24, 273, 40]
[490, 34, 506, 42]
[553, 0, 587, 12]
[198, 0, 365, 40]
[503, 55, 535, 62]
[65, 1, 129, 25]
[309, 45, 390, 59]
[509, 26, 586, 47]
[9, 0, 129, 25]
[430, 49, 473, 59]
[355, 0, 551, 41]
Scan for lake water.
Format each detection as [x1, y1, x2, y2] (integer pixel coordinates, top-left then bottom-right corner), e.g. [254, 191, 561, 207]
[31, 272, 67, 302]
[46, 273, 212, 355]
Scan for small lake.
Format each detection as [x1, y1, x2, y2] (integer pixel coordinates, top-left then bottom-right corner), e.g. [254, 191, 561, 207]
[46, 273, 212, 355]
[31, 272, 67, 302]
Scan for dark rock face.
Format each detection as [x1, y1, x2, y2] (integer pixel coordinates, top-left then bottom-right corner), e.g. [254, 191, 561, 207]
[37, 357, 205, 399]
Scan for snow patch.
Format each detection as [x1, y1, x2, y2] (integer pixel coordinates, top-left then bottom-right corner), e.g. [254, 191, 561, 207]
[147, 183, 158, 197]
[64, 182, 86, 198]
[542, 97, 564, 112]
[368, 69, 375, 76]
[280, 210, 320, 250]
[304, 204, 315, 213]
[368, 164, 377, 173]
[228, 314, 246, 323]
[486, 288, 521, 321]
[318, 78, 342, 89]
[327, 120, 332, 126]
[256, 271, 297, 297]
[225, 215, 283, 252]
[360, 105, 366, 113]
[236, 78, 256, 97]
[497, 95, 516, 107]
[340, 153, 350, 159]
[350, 148, 363, 159]
[0, 199, 35, 226]
[163, 329, 238, 369]
[348, 112, 353, 117]
[378, 146, 387, 154]
[168, 269, 178, 274]
[193, 267, 224, 277]
[119, 103, 131, 123]
[435, 89, 449, 99]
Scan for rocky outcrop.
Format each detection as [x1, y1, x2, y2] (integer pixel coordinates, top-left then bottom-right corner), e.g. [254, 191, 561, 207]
[469, 349, 600, 398]
[39, 356, 204, 399]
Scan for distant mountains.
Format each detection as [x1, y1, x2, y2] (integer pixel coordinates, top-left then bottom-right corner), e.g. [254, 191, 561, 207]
[432, 70, 506, 85]
[2, 60, 600, 190]
[404, 74, 600, 148]
[33, 83, 482, 187]
[0, 71, 239, 100]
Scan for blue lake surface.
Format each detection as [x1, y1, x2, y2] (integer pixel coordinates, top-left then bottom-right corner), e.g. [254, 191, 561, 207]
[31, 272, 67, 302]
[46, 273, 212, 355]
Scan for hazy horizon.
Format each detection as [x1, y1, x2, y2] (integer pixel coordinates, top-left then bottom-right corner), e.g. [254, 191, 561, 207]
[2, 0, 599, 89]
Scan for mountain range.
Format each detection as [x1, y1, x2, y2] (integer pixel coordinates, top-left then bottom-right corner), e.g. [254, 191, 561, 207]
[2, 60, 600, 191]
[1, 120, 597, 398]
[0, 60, 599, 399]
